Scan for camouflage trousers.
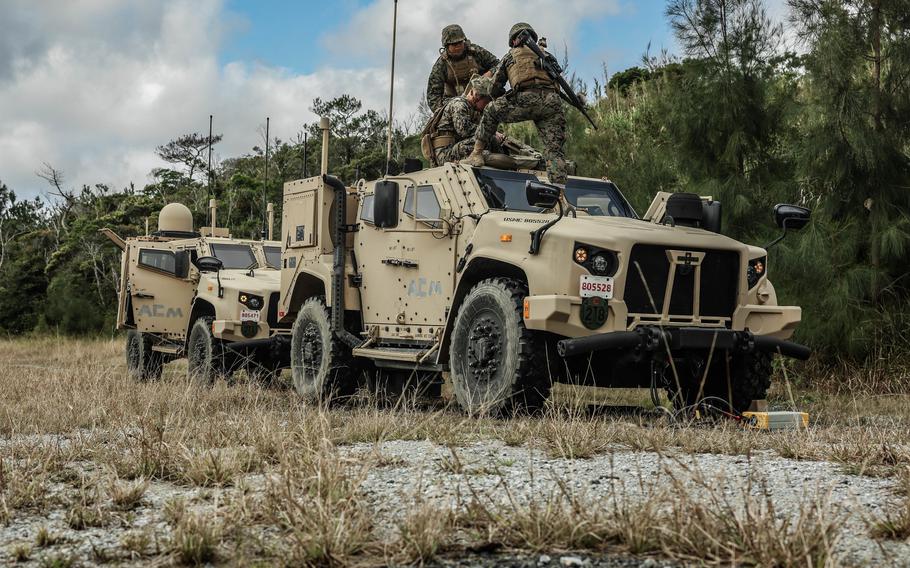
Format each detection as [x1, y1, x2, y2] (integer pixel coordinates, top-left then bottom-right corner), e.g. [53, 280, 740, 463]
[435, 137, 503, 165]
[475, 89, 567, 184]
[435, 137, 476, 164]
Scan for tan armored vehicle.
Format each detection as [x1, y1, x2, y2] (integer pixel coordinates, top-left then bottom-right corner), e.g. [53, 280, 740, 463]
[274, 122, 811, 415]
[104, 202, 286, 385]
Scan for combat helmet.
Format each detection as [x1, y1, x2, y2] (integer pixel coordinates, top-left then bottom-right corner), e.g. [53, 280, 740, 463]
[509, 22, 537, 45]
[467, 74, 493, 98]
[441, 24, 466, 46]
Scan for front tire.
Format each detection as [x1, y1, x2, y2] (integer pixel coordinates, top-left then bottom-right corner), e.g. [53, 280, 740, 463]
[126, 330, 163, 382]
[290, 297, 357, 402]
[448, 278, 550, 416]
[187, 317, 230, 386]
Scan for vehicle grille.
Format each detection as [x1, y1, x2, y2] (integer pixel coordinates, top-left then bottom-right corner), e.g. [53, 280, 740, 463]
[624, 245, 739, 318]
[266, 292, 281, 328]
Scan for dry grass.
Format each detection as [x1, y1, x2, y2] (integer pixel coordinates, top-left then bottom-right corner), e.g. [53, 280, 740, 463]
[1, 336, 908, 565]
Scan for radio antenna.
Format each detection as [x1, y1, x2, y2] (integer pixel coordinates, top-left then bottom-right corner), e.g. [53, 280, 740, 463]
[384, 0, 398, 176]
[262, 117, 270, 240]
[207, 115, 213, 192]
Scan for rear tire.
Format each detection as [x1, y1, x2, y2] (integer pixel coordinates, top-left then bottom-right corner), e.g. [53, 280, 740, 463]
[126, 330, 163, 382]
[290, 297, 357, 403]
[448, 278, 550, 416]
[187, 317, 230, 386]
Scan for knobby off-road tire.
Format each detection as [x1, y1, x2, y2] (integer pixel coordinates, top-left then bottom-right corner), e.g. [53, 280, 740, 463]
[448, 278, 551, 416]
[187, 317, 231, 386]
[668, 351, 773, 415]
[290, 297, 357, 403]
[126, 330, 163, 381]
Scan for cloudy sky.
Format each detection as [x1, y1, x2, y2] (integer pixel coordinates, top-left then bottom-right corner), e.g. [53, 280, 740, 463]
[0, 0, 788, 198]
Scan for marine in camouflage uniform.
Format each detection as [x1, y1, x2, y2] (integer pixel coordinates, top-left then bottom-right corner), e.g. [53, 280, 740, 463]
[430, 75, 498, 164]
[426, 24, 499, 112]
[463, 23, 568, 184]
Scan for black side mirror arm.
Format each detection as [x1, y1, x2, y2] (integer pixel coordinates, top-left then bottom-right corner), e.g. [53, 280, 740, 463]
[529, 198, 564, 255]
[764, 218, 795, 250]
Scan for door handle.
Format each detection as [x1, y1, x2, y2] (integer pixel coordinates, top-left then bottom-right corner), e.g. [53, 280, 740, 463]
[133, 292, 154, 299]
[381, 258, 418, 268]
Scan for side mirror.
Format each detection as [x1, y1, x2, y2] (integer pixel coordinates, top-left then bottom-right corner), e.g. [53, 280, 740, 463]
[526, 181, 560, 208]
[175, 250, 190, 278]
[765, 204, 811, 249]
[195, 256, 223, 273]
[774, 204, 811, 230]
[374, 180, 399, 228]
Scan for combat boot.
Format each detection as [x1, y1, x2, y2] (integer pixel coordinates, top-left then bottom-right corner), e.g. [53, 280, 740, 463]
[461, 141, 486, 167]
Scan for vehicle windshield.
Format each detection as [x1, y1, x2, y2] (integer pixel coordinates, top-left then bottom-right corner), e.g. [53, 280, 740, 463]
[263, 246, 281, 268]
[564, 178, 637, 218]
[209, 243, 257, 269]
[474, 169, 540, 212]
[473, 169, 637, 218]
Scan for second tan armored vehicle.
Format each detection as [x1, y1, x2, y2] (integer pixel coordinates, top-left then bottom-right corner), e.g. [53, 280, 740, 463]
[104, 202, 286, 385]
[270, 120, 811, 415]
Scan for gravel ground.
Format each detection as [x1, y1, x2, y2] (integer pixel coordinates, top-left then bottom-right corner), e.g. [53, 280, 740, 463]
[347, 440, 909, 567]
[2, 436, 909, 566]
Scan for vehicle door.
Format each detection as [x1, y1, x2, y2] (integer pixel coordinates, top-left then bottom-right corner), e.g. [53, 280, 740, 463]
[356, 182, 455, 342]
[128, 242, 196, 336]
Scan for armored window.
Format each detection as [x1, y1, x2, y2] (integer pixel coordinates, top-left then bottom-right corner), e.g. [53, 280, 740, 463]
[138, 249, 176, 274]
[263, 246, 281, 268]
[360, 194, 375, 224]
[209, 243, 257, 269]
[403, 185, 441, 228]
[563, 179, 637, 218]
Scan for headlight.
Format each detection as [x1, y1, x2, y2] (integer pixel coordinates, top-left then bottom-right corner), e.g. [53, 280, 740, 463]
[238, 292, 264, 310]
[747, 257, 766, 289]
[572, 242, 618, 276]
[591, 253, 611, 275]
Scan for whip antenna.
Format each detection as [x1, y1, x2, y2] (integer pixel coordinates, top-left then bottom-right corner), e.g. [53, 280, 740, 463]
[384, 0, 398, 175]
[207, 115, 213, 192]
[262, 117, 270, 240]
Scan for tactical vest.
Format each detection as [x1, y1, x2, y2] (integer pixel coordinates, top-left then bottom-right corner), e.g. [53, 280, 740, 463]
[506, 46, 554, 90]
[442, 50, 480, 97]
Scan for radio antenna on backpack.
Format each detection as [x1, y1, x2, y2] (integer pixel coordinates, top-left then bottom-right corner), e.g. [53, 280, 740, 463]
[384, 0, 398, 176]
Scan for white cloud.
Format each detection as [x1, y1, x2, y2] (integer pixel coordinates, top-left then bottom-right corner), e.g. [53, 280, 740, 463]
[0, 0, 621, 197]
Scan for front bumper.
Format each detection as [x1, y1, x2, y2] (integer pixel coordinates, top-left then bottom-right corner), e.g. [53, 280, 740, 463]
[523, 294, 801, 340]
[556, 326, 811, 360]
[212, 320, 270, 342]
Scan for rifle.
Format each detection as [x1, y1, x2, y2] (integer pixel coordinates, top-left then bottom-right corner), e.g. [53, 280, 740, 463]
[517, 31, 597, 130]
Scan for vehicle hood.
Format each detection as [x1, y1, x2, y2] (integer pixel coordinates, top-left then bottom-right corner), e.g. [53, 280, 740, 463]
[550, 214, 748, 251]
[200, 269, 281, 293]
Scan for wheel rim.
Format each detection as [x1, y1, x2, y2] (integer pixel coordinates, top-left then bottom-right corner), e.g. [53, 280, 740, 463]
[466, 310, 505, 384]
[300, 321, 324, 384]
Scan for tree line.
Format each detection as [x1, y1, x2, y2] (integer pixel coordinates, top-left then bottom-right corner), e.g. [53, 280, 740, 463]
[1, 0, 908, 364]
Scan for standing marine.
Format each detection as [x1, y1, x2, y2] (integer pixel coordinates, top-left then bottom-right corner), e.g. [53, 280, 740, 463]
[462, 23, 568, 184]
[426, 24, 500, 112]
[422, 75, 497, 166]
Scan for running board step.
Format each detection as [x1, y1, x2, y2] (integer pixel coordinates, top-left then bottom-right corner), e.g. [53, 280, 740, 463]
[152, 345, 180, 355]
[352, 344, 442, 362]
